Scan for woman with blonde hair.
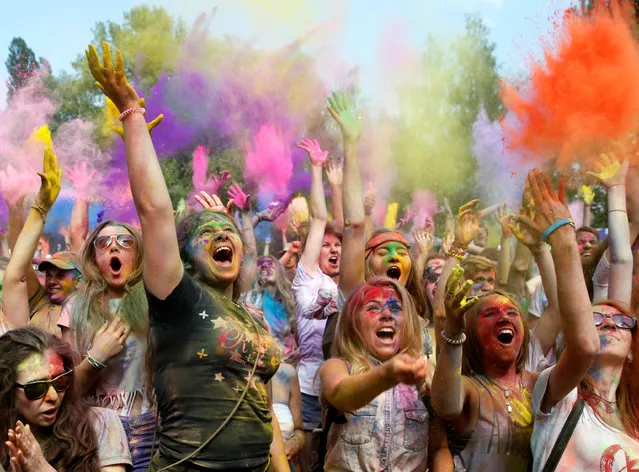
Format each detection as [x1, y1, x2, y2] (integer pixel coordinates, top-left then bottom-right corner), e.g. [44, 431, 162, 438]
[57, 219, 155, 471]
[320, 276, 450, 471]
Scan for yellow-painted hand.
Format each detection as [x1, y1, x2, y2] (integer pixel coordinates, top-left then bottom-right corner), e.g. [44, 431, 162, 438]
[112, 98, 164, 139]
[85, 42, 140, 112]
[37, 148, 62, 211]
[588, 153, 628, 189]
[580, 185, 595, 205]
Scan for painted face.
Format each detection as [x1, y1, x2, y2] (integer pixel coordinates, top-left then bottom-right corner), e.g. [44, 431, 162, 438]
[371, 241, 411, 286]
[475, 294, 524, 368]
[576, 231, 598, 257]
[423, 258, 445, 305]
[257, 258, 276, 285]
[94, 226, 137, 290]
[357, 286, 404, 361]
[15, 351, 66, 430]
[45, 267, 78, 305]
[319, 233, 341, 278]
[468, 270, 495, 297]
[593, 304, 635, 363]
[186, 214, 243, 286]
[474, 227, 488, 247]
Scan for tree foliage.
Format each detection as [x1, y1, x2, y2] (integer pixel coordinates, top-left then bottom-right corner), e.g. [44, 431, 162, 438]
[5, 37, 40, 97]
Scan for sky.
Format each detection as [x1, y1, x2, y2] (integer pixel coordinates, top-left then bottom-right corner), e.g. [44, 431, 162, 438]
[0, 0, 573, 108]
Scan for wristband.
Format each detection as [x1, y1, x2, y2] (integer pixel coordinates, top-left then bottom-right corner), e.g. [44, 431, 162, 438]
[441, 329, 466, 345]
[118, 107, 146, 122]
[540, 218, 575, 242]
[86, 350, 106, 369]
[445, 246, 466, 260]
[31, 202, 48, 220]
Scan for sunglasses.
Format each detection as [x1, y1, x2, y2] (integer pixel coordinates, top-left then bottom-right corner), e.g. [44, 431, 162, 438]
[593, 312, 637, 330]
[423, 266, 442, 283]
[15, 370, 73, 401]
[94, 234, 135, 251]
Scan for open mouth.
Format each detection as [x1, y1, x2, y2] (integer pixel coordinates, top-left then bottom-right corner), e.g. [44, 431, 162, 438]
[110, 257, 122, 273]
[387, 266, 401, 280]
[497, 328, 514, 344]
[328, 256, 339, 265]
[376, 327, 396, 341]
[213, 246, 233, 265]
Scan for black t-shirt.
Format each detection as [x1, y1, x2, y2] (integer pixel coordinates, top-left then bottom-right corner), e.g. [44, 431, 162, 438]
[147, 274, 281, 469]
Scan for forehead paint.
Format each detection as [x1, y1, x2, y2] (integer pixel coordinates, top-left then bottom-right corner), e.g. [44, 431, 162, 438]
[17, 354, 44, 374]
[480, 295, 516, 314]
[377, 241, 408, 255]
[48, 352, 64, 377]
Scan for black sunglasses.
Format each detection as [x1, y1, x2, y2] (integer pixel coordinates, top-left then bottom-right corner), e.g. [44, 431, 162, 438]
[423, 266, 442, 283]
[593, 312, 637, 330]
[15, 370, 73, 401]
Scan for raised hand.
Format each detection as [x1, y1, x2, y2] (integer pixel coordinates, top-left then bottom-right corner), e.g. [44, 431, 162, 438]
[494, 203, 512, 238]
[441, 230, 454, 255]
[454, 199, 481, 249]
[588, 152, 628, 189]
[296, 138, 328, 166]
[325, 155, 343, 187]
[0, 165, 39, 206]
[37, 148, 62, 212]
[257, 200, 287, 223]
[88, 317, 130, 364]
[580, 184, 595, 205]
[112, 97, 163, 138]
[526, 169, 574, 241]
[7, 421, 55, 472]
[227, 183, 251, 212]
[444, 265, 478, 332]
[85, 42, 140, 112]
[202, 170, 231, 196]
[65, 161, 96, 197]
[413, 228, 434, 255]
[508, 213, 543, 251]
[326, 91, 363, 142]
[193, 190, 233, 214]
[363, 181, 376, 216]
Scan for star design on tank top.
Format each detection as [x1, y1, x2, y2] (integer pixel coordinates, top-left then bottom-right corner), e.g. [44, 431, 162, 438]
[233, 384, 245, 394]
[198, 310, 209, 319]
[244, 374, 258, 390]
[197, 348, 208, 359]
[214, 372, 224, 382]
[211, 317, 228, 329]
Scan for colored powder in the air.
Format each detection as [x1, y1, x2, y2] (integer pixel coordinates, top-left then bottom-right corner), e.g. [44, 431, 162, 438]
[28, 124, 52, 148]
[410, 190, 438, 229]
[244, 124, 293, 202]
[191, 145, 210, 192]
[384, 203, 398, 230]
[503, 1, 639, 166]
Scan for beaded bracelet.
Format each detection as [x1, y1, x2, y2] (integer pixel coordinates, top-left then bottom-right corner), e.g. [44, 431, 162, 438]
[445, 246, 466, 260]
[31, 201, 49, 220]
[86, 350, 106, 369]
[118, 106, 146, 122]
[441, 329, 467, 345]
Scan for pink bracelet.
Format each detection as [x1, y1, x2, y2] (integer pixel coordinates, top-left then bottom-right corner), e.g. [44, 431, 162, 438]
[118, 107, 146, 122]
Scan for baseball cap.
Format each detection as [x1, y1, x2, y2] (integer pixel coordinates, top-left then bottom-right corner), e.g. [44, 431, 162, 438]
[38, 251, 81, 273]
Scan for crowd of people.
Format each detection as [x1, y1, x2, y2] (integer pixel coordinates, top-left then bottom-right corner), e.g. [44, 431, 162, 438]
[0, 41, 637, 472]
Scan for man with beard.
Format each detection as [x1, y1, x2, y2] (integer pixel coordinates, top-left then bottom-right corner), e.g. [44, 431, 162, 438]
[293, 138, 342, 472]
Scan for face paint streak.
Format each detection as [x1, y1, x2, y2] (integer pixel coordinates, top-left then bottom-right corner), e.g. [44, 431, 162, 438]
[17, 355, 43, 374]
[48, 352, 64, 378]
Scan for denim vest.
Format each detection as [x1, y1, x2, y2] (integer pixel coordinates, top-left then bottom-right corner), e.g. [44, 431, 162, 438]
[324, 383, 429, 472]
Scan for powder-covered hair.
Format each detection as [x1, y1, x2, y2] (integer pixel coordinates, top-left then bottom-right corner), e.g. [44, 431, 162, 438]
[364, 229, 427, 320]
[462, 290, 530, 376]
[332, 277, 423, 375]
[177, 209, 246, 300]
[256, 255, 296, 330]
[461, 255, 496, 280]
[580, 299, 639, 438]
[71, 220, 148, 354]
[0, 328, 100, 471]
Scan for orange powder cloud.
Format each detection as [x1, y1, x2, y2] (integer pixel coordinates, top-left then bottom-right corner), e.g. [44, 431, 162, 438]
[502, 2, 639, 167]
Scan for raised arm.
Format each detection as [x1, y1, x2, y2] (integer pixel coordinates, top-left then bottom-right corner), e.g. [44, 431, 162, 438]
[228, 183, 258, 290]
[413, 227, 434, 281]
[327, 92, 364, 296]
[431, 265, 478, 421]
[363, 182, 376, 242]
[86, 42, 179, 300]
[65, 162, 95, 252]
[589, 155, 632, 305]
[325, 156, 344, 227]
[2, 149, 61, 328]
[295, 138, 328, 276]
[526, 170, 599, 413]
[494, 204, 513, 289]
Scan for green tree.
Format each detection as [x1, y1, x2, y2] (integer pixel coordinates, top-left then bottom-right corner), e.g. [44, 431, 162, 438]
[5, 37, 39, 97]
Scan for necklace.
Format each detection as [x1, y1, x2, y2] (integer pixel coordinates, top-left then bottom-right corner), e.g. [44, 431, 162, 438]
[491, 375, 525, 415]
